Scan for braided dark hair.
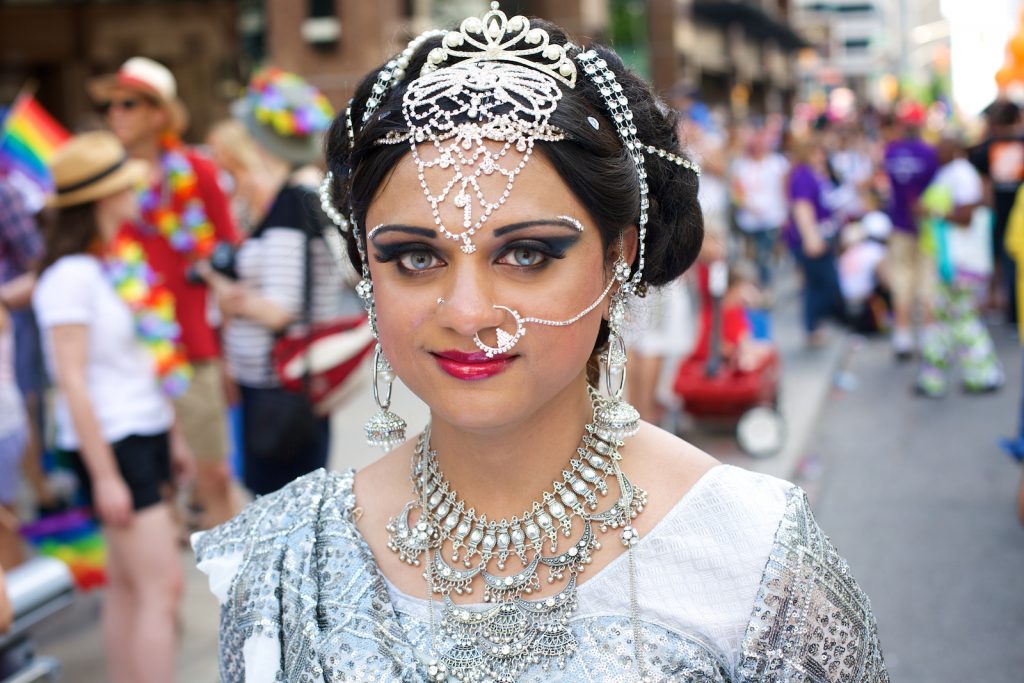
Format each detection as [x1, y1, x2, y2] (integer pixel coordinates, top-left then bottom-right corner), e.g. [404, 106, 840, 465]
[324, 19, 703, 290]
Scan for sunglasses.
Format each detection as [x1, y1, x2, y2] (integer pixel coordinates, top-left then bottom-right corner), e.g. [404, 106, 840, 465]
[98, 98, 152, 115]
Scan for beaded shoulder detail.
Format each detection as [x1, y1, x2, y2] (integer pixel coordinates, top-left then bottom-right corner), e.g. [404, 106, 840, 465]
[736, 487, 889, 682]
[194, 468, 425, 682]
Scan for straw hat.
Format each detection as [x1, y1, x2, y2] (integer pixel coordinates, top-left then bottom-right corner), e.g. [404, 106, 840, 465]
[232, 68, 334, 166]
[89, 57, 189, 133]
[49, 131, 148, 208]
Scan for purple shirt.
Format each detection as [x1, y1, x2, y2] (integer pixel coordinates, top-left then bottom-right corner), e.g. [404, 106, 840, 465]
[784, 164, 832, 251]
[884, 138, 938, 234]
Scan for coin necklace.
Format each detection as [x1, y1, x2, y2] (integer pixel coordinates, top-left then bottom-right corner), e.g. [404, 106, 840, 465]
[386, 389, 652, 683]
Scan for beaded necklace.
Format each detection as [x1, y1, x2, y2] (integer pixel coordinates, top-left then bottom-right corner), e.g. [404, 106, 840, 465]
[104, 233, 192, 397]
[138, 135, 216, 258]
[388, 389, 651, 682]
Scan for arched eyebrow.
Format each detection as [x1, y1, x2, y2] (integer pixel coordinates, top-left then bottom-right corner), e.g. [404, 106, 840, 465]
[493, 217, 585, 237]
[368, 224, 437, 240]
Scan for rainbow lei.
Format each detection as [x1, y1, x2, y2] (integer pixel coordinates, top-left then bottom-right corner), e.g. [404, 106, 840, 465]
[105, 233, 192, 397]
[138, 137, 216, 258]
[248, 67, 334, 137]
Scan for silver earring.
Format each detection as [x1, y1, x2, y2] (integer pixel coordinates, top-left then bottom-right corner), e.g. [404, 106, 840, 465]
[365, 344, 407, 450]
[593, 294, 640, 439]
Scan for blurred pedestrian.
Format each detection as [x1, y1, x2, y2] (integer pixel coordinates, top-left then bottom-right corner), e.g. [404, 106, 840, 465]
[0, 303, 27, 569]
[730, 127, 789, 289]
[883, 103, 939, 360]
[998, 172, 1024, 462]
[785, 137, 845, 347]
[205, 119, 268, 234]
[838, 207, 891, 335]
[0, 178, 57, 514]
[968, 99, 1023, 323]
[828, 125, 874, 223]
[90, 57, 240, 529]
[624, 278, 693, 427]
[199, 69, 344, 496]
[915, 137, 1003, 397]
[1004, 188, 1024, 526]
[34, 132, 192, 683]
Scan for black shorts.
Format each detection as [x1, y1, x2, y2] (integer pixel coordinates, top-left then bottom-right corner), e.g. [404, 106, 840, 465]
[69, 433, 172, 513]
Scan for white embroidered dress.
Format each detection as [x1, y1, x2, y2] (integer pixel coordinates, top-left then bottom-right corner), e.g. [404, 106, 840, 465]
[194, 465, 888, 682]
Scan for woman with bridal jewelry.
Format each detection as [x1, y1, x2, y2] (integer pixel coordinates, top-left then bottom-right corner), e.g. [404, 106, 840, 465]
[194, 5, 888, 682]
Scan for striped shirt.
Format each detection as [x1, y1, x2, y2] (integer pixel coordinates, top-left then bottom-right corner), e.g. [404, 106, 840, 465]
[223, 185, 359, 388]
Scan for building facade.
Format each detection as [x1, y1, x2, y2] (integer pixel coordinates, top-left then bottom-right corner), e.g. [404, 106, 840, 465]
[0, 0, 808, 142]
[0, 0, 240, 141]
[792, 0, 948, 103]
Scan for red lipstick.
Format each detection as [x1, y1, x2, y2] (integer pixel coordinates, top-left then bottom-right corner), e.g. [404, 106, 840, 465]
[432, 349, 516, 381]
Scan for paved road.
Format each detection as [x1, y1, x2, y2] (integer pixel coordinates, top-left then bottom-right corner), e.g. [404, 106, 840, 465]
[810, 328, 1024, 683]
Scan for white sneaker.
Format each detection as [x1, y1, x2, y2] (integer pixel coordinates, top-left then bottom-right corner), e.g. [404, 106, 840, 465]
[892, 328, 914, 360]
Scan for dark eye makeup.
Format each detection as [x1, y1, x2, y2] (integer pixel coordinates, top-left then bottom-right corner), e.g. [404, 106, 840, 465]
[373, 233, 582, 274]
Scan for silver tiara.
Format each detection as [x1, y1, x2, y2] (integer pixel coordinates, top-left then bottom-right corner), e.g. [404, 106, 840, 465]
[324, 2, 700, 267]
[423, 1, 577, 87]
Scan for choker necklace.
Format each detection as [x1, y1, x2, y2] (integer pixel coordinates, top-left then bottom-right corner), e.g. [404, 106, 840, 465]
[386, 389, 651, 683]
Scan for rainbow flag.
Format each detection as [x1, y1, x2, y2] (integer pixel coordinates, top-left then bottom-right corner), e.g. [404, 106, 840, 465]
[0, 92, 69, 193]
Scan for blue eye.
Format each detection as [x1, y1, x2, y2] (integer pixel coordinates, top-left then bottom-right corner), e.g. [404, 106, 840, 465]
[498, 247, 546, 268]
[398, 250, 441, 271]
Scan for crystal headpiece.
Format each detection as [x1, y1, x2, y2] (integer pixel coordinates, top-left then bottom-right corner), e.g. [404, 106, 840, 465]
[324, 1, 701, 307]
[423, 2, 577, 87]
[385, 59, 567, 253]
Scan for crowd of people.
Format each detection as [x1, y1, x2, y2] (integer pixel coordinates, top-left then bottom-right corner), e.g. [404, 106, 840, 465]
[622, 96, 1022, 431]
[0, 41, 1023, 680]
[0, 57, 364, 680]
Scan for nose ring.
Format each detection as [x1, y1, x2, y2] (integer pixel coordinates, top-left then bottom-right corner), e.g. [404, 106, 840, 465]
[473, 305, 526, 358]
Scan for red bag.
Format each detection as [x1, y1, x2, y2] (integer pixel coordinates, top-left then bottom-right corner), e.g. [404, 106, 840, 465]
[272, 315, 376, 416]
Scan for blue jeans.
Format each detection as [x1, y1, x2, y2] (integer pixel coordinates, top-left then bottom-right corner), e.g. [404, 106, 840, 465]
[794, 246, 845, 335]
[741, 228, 780, 288]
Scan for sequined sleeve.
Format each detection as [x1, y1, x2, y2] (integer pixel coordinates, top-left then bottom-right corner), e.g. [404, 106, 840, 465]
[193, 468, 336, 683]
[735, 487, 889, 682]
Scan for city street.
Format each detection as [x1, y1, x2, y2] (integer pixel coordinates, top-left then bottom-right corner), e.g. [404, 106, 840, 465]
[811, 326, 1024, 683]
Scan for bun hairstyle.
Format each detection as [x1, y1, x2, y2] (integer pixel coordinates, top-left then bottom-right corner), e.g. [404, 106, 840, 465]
[324, 18, 703, 290]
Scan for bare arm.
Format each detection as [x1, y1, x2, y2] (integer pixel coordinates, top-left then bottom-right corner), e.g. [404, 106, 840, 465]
[49, 324, 133, 526]
[198, 265, 294, 332]
[0, 271, 36, 310]
[793, 200, 826, 257]
[947, 201, 981, 228]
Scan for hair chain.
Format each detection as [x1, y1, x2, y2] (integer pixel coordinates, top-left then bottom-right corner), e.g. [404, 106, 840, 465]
[575, 49, 648, 294]
[642, 143, 701, 175]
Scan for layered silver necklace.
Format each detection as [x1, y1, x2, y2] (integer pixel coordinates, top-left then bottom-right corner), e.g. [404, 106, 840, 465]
[386, 390, 651, 683]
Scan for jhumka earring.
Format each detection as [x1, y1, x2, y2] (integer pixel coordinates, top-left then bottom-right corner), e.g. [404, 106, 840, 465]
[593, 259, 640, 439]
[364, 343, 407, 450]
[320, 172, 408, 450]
